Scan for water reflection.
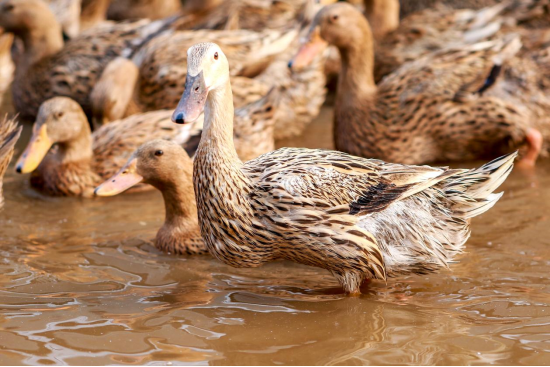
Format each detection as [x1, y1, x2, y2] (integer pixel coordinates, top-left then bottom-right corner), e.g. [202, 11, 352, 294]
[1, 108, 550, 364]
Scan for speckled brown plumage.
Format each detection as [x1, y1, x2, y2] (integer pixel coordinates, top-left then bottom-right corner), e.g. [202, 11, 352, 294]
[374, 3, 507, 82]
[182, 42, 516, 294]
[107, 0, 182, 22]
[26, 98, 191, 197]
[90, 57, 281, 161]
[132, 27, 326, 140]
[132, 28, 297, 110]
[304, 3, 541, 165]
[0, 0, 174, 121]
[184, 0, 313, 31]
[0, 117, 21, 209]
[399, 0, 498, 19]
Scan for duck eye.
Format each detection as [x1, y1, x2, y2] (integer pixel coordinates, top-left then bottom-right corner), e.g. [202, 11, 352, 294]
[3, 3, 14, 11]
[56, 111, 64, 118]
[332, 14, 338, 21]
[154, 150, 163, 157]
[214, 52, 219, 60]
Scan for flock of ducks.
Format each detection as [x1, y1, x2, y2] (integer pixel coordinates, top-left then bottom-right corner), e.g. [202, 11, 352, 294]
[0, 0, 548, 295]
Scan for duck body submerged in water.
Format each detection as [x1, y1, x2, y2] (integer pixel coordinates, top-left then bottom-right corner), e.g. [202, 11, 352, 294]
[171, 42, 516, 295]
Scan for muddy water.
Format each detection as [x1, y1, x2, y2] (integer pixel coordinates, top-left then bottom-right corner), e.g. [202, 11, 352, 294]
[2, 105, 550, 365]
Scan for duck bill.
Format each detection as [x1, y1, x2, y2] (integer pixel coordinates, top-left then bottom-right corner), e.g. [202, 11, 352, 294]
[289, 27, 327, 71]
[94, 158, 143, 197]
[171, 71, 208, 125]
[15, 124, 53, 174]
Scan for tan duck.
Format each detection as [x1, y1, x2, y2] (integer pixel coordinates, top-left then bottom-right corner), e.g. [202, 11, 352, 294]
[90, 59, 281, 161]
[171, 42, 516, 295]
[0, 116, 21, 209]
[291, 3, 543, 166]
[95, 139, 207, 255]
[0, 0, 174, 121]
[14, 97, 194, 197]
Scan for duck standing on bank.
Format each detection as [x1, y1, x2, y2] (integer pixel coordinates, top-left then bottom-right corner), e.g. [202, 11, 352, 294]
[170, 42, 516, 295]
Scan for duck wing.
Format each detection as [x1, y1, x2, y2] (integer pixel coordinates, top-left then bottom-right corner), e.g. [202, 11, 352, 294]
[243, 147, 456, 215]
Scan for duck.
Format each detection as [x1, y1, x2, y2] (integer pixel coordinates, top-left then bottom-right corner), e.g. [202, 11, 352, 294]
[290, 3, 544, 166]
[0, 0, 175, 121]
[95, 139, 207, 255]
[14, 97, 194, 197]
[90, 59, 281, 161]
[0, 116, 21, 209]
[170, 42, 516, 295]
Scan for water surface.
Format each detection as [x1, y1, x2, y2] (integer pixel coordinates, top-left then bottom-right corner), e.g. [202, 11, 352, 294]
[1, 106, 550, 365]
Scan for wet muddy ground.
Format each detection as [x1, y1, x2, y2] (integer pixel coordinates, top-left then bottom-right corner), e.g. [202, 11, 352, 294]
[1, 105, 550, 365]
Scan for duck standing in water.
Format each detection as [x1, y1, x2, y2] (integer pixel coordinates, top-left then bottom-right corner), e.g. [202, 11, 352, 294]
[170, 42, 516, 295]
[0, 117, 21, 209]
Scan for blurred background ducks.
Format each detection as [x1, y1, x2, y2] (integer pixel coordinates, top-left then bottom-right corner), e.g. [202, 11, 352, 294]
[291, 2, 548, 166]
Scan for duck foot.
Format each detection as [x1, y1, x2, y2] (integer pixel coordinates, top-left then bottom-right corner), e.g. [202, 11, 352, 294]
[517, 128, 543, 169]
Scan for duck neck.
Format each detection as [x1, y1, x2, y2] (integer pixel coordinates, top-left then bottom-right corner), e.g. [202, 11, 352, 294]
[334, 25, 385, 156]
[364, 0, 399, 40]
[160, 178, 198, 228]
[200, 79, 240, 163]
[56, 124, 94, 166]
[194, 77, 270, 264]
[18, 19, 64, 69]
[337, 34, 376, 98]
[80, 0, 111, 30]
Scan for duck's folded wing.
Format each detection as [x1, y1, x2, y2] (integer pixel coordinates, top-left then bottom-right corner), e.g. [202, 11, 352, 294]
[245, 148, 461, 215]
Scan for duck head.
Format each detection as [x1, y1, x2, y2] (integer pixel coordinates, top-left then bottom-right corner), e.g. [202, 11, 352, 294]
[95, 139, 193, 196]
[290, 2, 370, 70]
[171, 42, 230, 125]
[15, 97, 89, 174]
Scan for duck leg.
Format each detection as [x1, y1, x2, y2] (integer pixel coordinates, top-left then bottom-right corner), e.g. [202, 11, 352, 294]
[517, 128, 543, 168]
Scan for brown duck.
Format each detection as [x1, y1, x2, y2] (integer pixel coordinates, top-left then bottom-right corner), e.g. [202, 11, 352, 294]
[0, 117, 21, 209]
[14, 97, 191, 197]
[170, 42, 515, 295]
[95, 139, 206, 255]
[291, 3, 543, 166]
[0, 0, 174, 121]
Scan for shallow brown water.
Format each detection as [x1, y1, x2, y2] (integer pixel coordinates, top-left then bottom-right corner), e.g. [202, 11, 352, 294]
[2, 106, 550, 365]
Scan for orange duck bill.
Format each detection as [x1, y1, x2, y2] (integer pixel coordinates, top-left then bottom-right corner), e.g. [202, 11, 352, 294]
[15, 124, 53, 174]
[288, 26, 327, 71]
[94, 158, 143, 197]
